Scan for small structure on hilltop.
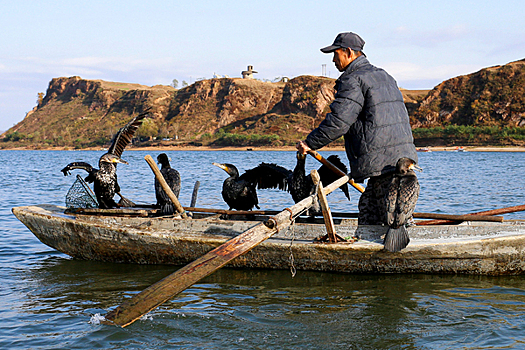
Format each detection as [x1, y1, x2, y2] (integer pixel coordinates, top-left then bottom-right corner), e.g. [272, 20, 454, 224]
[241, 65, 258, 79]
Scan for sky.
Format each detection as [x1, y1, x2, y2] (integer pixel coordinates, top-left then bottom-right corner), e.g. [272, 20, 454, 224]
[1, 0, 525, 131]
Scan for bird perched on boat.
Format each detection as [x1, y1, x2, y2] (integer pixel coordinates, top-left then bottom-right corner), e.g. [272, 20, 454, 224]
[212, 162, 261, 211]
[383, 157, 422, 252]
[155, 153, 181, 215]
[245, 153, 350, 209]
[61, 110, 149, 209]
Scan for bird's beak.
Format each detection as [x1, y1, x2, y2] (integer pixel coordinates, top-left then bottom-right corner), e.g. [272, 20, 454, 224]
[212, 162, 228, 172]
[113, 157, 128, 165]
[412, 164, 423, 172]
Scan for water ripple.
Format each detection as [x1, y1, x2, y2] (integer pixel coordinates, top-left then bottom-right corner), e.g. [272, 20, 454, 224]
[2, 150, 525, 349]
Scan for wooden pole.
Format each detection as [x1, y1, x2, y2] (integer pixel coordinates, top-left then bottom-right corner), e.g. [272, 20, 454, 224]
[413, 212, 503, 222]
[311, 169, 337, 242]
[416, 205, 525, 225]
[182, 208, 502, 222]
[307, 150, 365, 193]
[103, 175, 350, 328]
[190, 181, 200, 208]
[64, 206, 504, 223]
[144, 155, 188, 219]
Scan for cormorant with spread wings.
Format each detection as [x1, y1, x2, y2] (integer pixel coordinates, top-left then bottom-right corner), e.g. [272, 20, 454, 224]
[61, 110, 149, 208]
[213, 153, 350, 212]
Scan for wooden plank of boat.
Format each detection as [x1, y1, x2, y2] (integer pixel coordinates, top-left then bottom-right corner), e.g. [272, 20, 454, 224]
[64, 207, 150, 217]
[102, 174, 350, 327]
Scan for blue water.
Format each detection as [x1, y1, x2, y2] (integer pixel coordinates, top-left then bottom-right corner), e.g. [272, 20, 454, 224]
[2, 149, 525, 349]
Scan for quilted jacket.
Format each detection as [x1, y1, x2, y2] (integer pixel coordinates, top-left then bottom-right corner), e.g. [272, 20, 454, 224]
[305, 56, 418, 182]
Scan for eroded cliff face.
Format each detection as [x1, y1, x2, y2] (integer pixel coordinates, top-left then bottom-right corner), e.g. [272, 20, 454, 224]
[412, 59, 525, 128]
[5, 73, 430, 148]
[6, 75, 343, 147]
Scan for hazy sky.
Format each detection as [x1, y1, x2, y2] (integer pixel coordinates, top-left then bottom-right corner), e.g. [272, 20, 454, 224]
[1, 0, 524, 131]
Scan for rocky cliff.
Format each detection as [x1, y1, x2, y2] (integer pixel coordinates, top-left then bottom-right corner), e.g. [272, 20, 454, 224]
[2, 74, 428, 149]
[1, 75, 341, 148]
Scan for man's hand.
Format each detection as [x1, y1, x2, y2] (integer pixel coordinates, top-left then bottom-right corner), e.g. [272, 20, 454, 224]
[296, 140, 311, 155]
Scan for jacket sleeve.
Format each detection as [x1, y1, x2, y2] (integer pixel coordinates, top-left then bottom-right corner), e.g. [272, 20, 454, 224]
[305, 77, 364, 150]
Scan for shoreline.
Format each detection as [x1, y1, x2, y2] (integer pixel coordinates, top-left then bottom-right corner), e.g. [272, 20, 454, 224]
[2, 145, 525, 152]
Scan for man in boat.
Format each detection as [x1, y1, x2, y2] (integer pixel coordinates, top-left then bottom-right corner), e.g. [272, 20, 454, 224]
[296, 32, 418, 226]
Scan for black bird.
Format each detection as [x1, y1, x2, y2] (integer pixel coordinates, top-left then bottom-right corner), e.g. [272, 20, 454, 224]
[155, 153, 181, 215]
[212, 162, 260, 211]
[383, 157, 422, 252]
[245, 153, 350, 208]
[61, 111, 148, 209]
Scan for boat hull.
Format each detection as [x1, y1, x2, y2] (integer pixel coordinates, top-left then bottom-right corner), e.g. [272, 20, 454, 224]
[12, 204, 525, 275]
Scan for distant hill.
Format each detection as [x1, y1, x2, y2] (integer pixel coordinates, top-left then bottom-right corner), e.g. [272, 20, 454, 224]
[9, 58, 525, 149]
[412, 59, 525, 128]
[0, 75, 428, 149]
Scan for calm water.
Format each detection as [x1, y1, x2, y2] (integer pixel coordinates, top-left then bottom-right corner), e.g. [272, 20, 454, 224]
[2, 149, 525, 349]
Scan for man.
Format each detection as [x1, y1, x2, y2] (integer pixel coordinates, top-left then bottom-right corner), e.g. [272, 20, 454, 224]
[296, 32, 418, 232]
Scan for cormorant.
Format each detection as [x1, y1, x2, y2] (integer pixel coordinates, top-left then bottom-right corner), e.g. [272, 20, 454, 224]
[155, 153, 181, 215]
[61, 111, 148, 209]
[242, 153, 351, 212]
[212, 162, 260, 211]
[383, 157, 421, 252]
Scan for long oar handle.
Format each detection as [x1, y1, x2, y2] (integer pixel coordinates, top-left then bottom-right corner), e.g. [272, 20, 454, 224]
[103, 174, 349, 328]
[144, 155, 188, 219]
[307, 150, 365, 193]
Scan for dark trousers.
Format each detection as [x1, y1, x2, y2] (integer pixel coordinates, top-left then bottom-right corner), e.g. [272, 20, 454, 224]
[358, 173, 395, 225]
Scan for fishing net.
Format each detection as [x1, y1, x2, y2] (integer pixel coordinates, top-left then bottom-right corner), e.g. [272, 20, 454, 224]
[65, 175, 99, 208]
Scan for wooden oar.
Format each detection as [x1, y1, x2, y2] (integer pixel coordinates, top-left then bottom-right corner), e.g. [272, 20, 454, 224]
[144, 155, 188, 219]
[417, 204, 525, 225]
[307, 150, 365, 193]
[103, 174, 350, 328]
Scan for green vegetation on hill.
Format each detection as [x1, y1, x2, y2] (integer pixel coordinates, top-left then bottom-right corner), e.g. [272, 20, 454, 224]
[413, 125, 525, 147]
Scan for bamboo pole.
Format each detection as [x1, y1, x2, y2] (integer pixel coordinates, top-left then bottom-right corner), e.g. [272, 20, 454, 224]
[144, 155, 187, 219]
[103, 174, 350, 328]
[307, 150, 365, 193]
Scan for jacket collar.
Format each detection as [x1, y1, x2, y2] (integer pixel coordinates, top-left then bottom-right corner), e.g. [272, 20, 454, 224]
[340, 55, 369, 78]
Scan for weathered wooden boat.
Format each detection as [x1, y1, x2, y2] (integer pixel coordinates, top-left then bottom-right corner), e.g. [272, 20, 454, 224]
[12, 204, 525, 275]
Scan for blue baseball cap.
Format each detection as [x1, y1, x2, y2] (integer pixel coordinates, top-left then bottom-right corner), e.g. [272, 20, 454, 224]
[321, 32, 365, 53]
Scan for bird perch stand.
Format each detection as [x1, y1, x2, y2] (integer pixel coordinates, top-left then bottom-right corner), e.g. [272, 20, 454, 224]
[311, 169, 340, 243]
[144, 155, 188, 219]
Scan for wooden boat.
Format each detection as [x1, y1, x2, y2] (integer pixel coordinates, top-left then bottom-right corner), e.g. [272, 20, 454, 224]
[12, 204, 525, 275]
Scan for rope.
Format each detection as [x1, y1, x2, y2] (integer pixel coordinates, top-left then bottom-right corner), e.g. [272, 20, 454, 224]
[284, 207, 294, 221]
[288, 216, 297, 278]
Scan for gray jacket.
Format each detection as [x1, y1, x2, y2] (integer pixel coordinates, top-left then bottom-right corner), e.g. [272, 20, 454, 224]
[305, 56, 417, 182]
